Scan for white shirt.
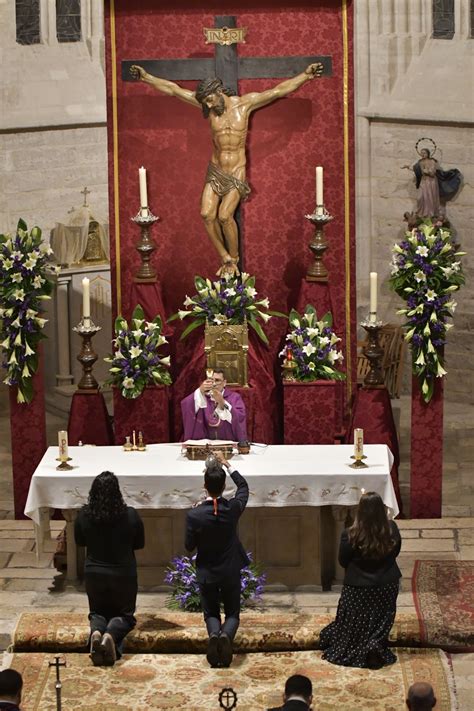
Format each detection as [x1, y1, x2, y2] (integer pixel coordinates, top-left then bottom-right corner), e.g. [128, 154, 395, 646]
[194, 387, 233, 423]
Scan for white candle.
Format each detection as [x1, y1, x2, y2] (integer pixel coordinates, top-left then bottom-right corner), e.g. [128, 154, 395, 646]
[354, 428, 364, 458]
[58, 430, 68, 459]
[316, 166, 323, 214]
[139, 166, 148, 211]
[82, 277, 90, 320]
[369, 271, 377, 323]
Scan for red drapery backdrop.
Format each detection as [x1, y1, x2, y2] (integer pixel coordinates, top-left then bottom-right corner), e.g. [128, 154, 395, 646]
[410, 377, 443, 518]
[10, 355, 47, 519]
[105, 0, 356, 438]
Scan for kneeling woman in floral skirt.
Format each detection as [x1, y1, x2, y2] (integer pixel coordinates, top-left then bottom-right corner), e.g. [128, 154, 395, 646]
[320, 491, 401, 669]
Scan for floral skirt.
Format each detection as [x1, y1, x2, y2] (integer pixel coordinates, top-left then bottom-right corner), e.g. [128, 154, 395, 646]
[319, 581, 399, 668]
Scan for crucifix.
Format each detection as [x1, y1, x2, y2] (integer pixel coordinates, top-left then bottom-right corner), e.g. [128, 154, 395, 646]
[48, 655, 66, 711]
[123, 16, 332, 276]
[81, 186, 91, 208]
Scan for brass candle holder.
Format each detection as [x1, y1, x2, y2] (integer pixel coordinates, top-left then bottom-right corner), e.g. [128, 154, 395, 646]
[72, 317, 102, 392]
[282, 356, 298, 382]
[349, 454, 368, 469]
[132, 208, 159, 283]
[361, 319, 385, 387]
[304, 206, 334, 282]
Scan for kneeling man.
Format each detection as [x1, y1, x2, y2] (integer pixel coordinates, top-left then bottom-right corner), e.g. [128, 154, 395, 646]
[181, 369, 247, 441]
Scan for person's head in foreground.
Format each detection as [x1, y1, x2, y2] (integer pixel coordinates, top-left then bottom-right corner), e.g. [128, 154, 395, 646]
[283, 674, 313, 707]
[0, 669, 23, 707]
[406, 682, 437, 710]
[349, 491, 395, 557]
[84, 470, 127, 524]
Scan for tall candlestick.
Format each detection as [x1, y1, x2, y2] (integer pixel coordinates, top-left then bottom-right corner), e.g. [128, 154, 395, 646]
[82, 277, 90, 320]
[58, 430, 68, 460]
[316, 166, 323, 215]
[369, 271, 377, 323]
[354, 428, 364, 458]
[139, 166, 148, 214]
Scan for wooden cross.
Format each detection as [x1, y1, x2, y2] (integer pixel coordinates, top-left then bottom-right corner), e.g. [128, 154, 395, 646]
[122, 16, 332, 94]
[81, 186, 91, 207]
[122, 15, 332, 265]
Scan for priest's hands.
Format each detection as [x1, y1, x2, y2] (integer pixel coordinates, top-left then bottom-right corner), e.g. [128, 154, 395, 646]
[211, 389, 226, 410]
[199, 378, 214, 395]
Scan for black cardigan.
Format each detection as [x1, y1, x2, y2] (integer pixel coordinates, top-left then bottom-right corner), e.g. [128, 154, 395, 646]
[74, 506, 145, 577]
[339, 520, 402, 587]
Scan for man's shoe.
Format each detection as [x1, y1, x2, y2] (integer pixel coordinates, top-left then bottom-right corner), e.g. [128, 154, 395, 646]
[218, 632, 233, 668]
[206, 633, 220, 667]
[89, 630, 104, 666]
[101, 632, 117, 666]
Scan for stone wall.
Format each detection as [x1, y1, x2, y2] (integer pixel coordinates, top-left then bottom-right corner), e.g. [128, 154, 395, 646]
[355, 1, 474, 403]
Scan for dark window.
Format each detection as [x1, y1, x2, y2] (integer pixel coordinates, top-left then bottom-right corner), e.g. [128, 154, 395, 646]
[471, 0, 474, 38]
[432, 0, 455, 39]
[56, 0, 81, 43]
[16, 0, 40, 45]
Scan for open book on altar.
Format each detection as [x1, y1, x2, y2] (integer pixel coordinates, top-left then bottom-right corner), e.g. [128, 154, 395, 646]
[183, 439, 236, 446]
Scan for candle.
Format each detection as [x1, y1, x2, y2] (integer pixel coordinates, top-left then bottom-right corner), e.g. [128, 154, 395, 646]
[369, 271, 377, 323]
[354, 428, 364, 458]
[82, 277, 90, 320]
[139, 166, 148, 213]
[58, 430, 68, 460]
[316, 166, 323, 214]
[133, 429, 136, 448]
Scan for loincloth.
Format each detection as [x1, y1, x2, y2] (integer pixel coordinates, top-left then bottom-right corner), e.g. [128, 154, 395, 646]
[205, 162, 251, 200]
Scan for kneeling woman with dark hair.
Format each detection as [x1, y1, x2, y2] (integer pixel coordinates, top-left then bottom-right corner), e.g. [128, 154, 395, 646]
[74, 471, 144, 666]
[320, 491, 401, 669]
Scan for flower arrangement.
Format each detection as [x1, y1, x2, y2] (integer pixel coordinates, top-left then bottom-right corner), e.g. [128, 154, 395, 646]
[0, 219, 56, 403]
[104, 304, 172, 399]
[389, 218, 465, 403]
[169, 273, 281, 345]
[279, 305, 345, 381]
[164, 552, 266, 612]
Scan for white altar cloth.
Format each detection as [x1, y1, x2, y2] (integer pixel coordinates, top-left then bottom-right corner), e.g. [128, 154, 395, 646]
[25, 444, 398, 524]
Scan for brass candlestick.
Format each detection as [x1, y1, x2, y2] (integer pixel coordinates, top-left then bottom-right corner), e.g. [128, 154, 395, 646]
[132, 208, 159, 283]
[361, 319, 384, 387]
[304, 206, 334, 282]
[72, 317, 102, 391]
[282, 356, 298, 382]
[349, 454, 368, 469]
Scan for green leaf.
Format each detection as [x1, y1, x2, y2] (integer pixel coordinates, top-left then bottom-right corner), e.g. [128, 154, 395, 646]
[180, 318, 205, 340]
[321, 311, 333, 327]
[114, 315, 127, 333]
[268, 310, 287, 318]
[17, 218, 28, 233]
[194, 275, 207, 292]
[288, 308, 301, 324]
[131, 304, 145, 321]
[167, 312, 181, 322]
[248, 318, 268, 345]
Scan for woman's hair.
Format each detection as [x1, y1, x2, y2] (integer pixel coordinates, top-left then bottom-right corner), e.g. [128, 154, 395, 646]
[83, 471, 127, 524]
[348, 491, 395, 558]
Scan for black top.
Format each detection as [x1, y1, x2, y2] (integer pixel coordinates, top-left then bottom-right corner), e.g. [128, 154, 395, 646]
[0, 703, 21, 711]
[267, 701, 310, 711]
[74, 506, 145, 577]
[339, 520, 402, 587]
[185, 469, 249, 584]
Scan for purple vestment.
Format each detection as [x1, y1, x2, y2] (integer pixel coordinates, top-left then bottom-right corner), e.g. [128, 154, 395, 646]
[181, 388, 248, 442]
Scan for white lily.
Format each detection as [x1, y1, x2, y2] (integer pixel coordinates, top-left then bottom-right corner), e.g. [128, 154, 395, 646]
[416, 246, 429, 257]
[8, 352, 17, 365]
[414, 270, 426, 283]
[178, 310, 190, 319]
[123, 377, 135, 389]
[14, 332, 22, 346]
[256, 297, 269, 309]
[436, 362, 448, 377]
[415, 351, 425, 365]
[422, 380, 429, 395]
[423, 323, 431, 337]
[183, 295, 195, 307]
[22, 364, 30, 377]
[258, 311, 271, 323]
[425, 290, 437, 301]
[246, 287, 257, 298]
[291, 318, 300, 328]
[24, 342, 35, 356]
[157, 335, 168, 346]
[159, 356, 171, 366]
[16, 390, 26, 403]
[427, 339, 436, 353]
[129, 346, 142, 359]
[307, 327, 319, 337]
[11, 273, 22, 283]
[302, 343, 316, 357]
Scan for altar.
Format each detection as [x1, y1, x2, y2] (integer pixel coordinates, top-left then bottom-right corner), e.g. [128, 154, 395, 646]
[25, 444, 397, 589]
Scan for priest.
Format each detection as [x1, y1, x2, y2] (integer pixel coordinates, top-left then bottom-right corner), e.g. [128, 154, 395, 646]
[181, 369, 247, 442]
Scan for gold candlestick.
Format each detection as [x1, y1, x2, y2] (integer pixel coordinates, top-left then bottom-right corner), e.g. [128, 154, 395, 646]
[72, 317, 102, 391]
[132, 208, 159, 283]
[304, 206, 334, 282]
[282, 356, 298, 382]
[361, 319, 384, 387]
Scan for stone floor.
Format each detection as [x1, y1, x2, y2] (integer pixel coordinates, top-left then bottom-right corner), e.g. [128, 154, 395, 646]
[0, 385, 473, 708]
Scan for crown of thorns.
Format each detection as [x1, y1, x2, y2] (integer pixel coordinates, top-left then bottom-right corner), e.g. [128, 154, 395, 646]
[195, 77, 235, 103]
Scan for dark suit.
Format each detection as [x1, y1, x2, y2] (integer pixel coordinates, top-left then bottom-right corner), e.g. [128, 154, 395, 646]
[0, 703, 21, 711]
[267, 701, 310, 711]
[185, 468, 249, 640]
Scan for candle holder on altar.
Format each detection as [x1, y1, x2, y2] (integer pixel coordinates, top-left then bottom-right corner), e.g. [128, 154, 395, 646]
[304, 206, 334, 282]
[131, 208, 159, 283]
[360, 318, 385, 387]
[282, 354, 298, 382]
[349, 454, 368, 469]
[72, 317, 102, 392]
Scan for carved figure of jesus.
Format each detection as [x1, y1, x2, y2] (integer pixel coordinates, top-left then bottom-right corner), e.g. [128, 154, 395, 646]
[130, 63, 323, 275]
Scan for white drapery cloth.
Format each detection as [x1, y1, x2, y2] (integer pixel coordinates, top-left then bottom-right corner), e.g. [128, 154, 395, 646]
[50, 206, 109, 265]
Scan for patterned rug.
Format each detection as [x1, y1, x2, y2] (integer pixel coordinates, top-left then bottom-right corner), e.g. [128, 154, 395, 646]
[5, 648, 457, 711]
[11, 610, 421, 654]
[413, 560, 474, 651]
